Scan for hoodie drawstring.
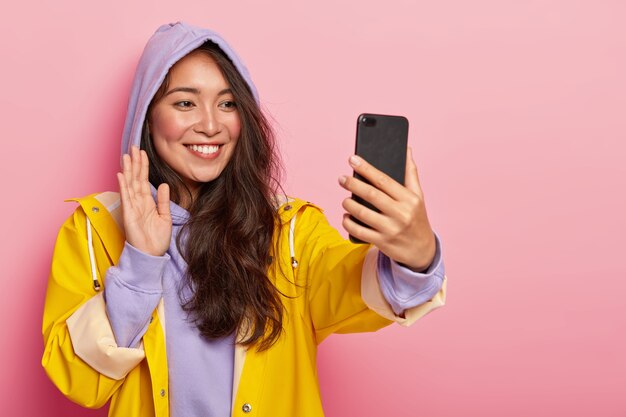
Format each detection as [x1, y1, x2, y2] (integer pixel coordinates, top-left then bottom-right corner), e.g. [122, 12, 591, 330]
[289, 214, 298, 269]
[86, 217, 101, 291]
[86, 201, 298, 289]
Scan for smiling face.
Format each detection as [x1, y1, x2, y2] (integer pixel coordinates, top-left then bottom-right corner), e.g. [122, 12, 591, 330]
[148, 50, 241, 196]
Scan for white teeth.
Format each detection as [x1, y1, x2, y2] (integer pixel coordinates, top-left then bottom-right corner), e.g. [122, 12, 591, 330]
[188, 144, 219, 154]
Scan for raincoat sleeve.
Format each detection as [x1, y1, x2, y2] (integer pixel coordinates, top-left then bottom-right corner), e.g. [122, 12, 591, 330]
[41, 206, 145, 408]
[295, 205, 446, 344]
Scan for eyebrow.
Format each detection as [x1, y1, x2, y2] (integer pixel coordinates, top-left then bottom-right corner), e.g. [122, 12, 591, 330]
[164, 87, 233, 97]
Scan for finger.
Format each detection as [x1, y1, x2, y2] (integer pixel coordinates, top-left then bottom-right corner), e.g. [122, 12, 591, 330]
[117, 172, 133, 210]
[342, 197, 388, 232]
[349, 155, 407, 201]
[131, 146, 142, 195]
[122, 153, 135, 200]
[339, 174, 398, 216]
[156, 183, 171, 217]
[342, 213, 380, 245]
[140, 150, 151, 195]
[404, 147, 423, 197]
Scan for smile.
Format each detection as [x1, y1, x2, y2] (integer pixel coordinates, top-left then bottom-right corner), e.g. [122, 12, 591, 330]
[186, 144, 220, 155]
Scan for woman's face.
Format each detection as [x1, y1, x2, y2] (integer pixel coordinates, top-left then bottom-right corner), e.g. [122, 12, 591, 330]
[148, 50, 241, 194]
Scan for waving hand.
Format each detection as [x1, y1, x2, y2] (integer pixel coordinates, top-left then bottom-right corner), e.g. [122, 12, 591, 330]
[117, 146, 172, 257]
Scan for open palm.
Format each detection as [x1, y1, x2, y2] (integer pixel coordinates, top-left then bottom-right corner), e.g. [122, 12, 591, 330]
[117, 146, 172, 257]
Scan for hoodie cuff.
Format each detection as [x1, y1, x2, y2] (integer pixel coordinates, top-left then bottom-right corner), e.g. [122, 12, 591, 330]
[377, 233, 445, 316]
[104, 242, 169, 348]
[107, 241, 170, 292]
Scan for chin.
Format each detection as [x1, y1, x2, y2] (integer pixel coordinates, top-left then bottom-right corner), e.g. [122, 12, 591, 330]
[194, 171, 226, 185]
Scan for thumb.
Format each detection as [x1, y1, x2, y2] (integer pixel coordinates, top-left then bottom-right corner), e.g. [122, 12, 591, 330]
[405, 147, 423, 196]
[156, 183, 171, 218]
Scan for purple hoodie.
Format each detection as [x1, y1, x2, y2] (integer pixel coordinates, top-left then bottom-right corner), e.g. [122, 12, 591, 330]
[104, 21, 445, 417]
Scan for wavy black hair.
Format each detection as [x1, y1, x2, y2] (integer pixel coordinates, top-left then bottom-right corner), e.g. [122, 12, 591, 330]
[141, 41, 285, 350]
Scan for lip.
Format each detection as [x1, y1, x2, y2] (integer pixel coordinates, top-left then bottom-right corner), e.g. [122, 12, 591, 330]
[184, 140, 225, 147]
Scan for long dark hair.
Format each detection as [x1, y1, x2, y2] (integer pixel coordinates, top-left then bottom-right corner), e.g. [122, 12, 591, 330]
[141, 41, 285, 350]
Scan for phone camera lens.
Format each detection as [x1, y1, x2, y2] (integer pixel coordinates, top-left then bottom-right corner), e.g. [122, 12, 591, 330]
[360, 115, 376, 127]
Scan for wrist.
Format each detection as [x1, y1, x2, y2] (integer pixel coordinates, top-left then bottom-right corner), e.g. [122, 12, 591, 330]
[397, 232, 437, 272]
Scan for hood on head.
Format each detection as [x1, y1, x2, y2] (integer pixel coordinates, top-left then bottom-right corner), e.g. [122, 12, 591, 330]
[120, 21, 259, 158]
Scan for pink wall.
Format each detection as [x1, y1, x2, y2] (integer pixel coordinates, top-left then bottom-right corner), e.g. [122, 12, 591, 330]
[2, 1, 625, 416]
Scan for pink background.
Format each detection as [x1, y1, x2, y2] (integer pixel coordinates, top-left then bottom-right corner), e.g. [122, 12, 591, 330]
[1, 0, 625, 416]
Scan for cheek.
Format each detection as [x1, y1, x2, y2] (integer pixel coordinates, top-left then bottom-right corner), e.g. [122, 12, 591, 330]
[229, 114, 242, 143]
[150, 109, 188, 145]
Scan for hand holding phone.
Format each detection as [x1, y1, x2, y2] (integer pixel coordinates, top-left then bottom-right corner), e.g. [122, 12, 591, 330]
[339, 113, 437, 271]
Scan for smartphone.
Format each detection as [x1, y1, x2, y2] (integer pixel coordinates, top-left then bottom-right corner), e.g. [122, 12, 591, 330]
[349, 113, 409, 244]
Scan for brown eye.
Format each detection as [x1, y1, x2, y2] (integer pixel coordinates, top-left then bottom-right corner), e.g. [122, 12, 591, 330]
[219, 100, 237, 111]
[175, 101, 194, 109]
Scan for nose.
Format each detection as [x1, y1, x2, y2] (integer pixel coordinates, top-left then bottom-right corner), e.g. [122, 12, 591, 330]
[194, 107, 222, 137]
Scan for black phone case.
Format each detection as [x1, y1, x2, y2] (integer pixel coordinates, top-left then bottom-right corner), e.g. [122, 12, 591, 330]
[350, 113, 409, 244]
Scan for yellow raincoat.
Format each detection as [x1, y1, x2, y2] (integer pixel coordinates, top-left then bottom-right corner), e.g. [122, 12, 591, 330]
[42, 192, 446, 417]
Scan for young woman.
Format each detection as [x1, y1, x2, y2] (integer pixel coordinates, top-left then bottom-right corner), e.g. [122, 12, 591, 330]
[42, 22, 446, 417]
